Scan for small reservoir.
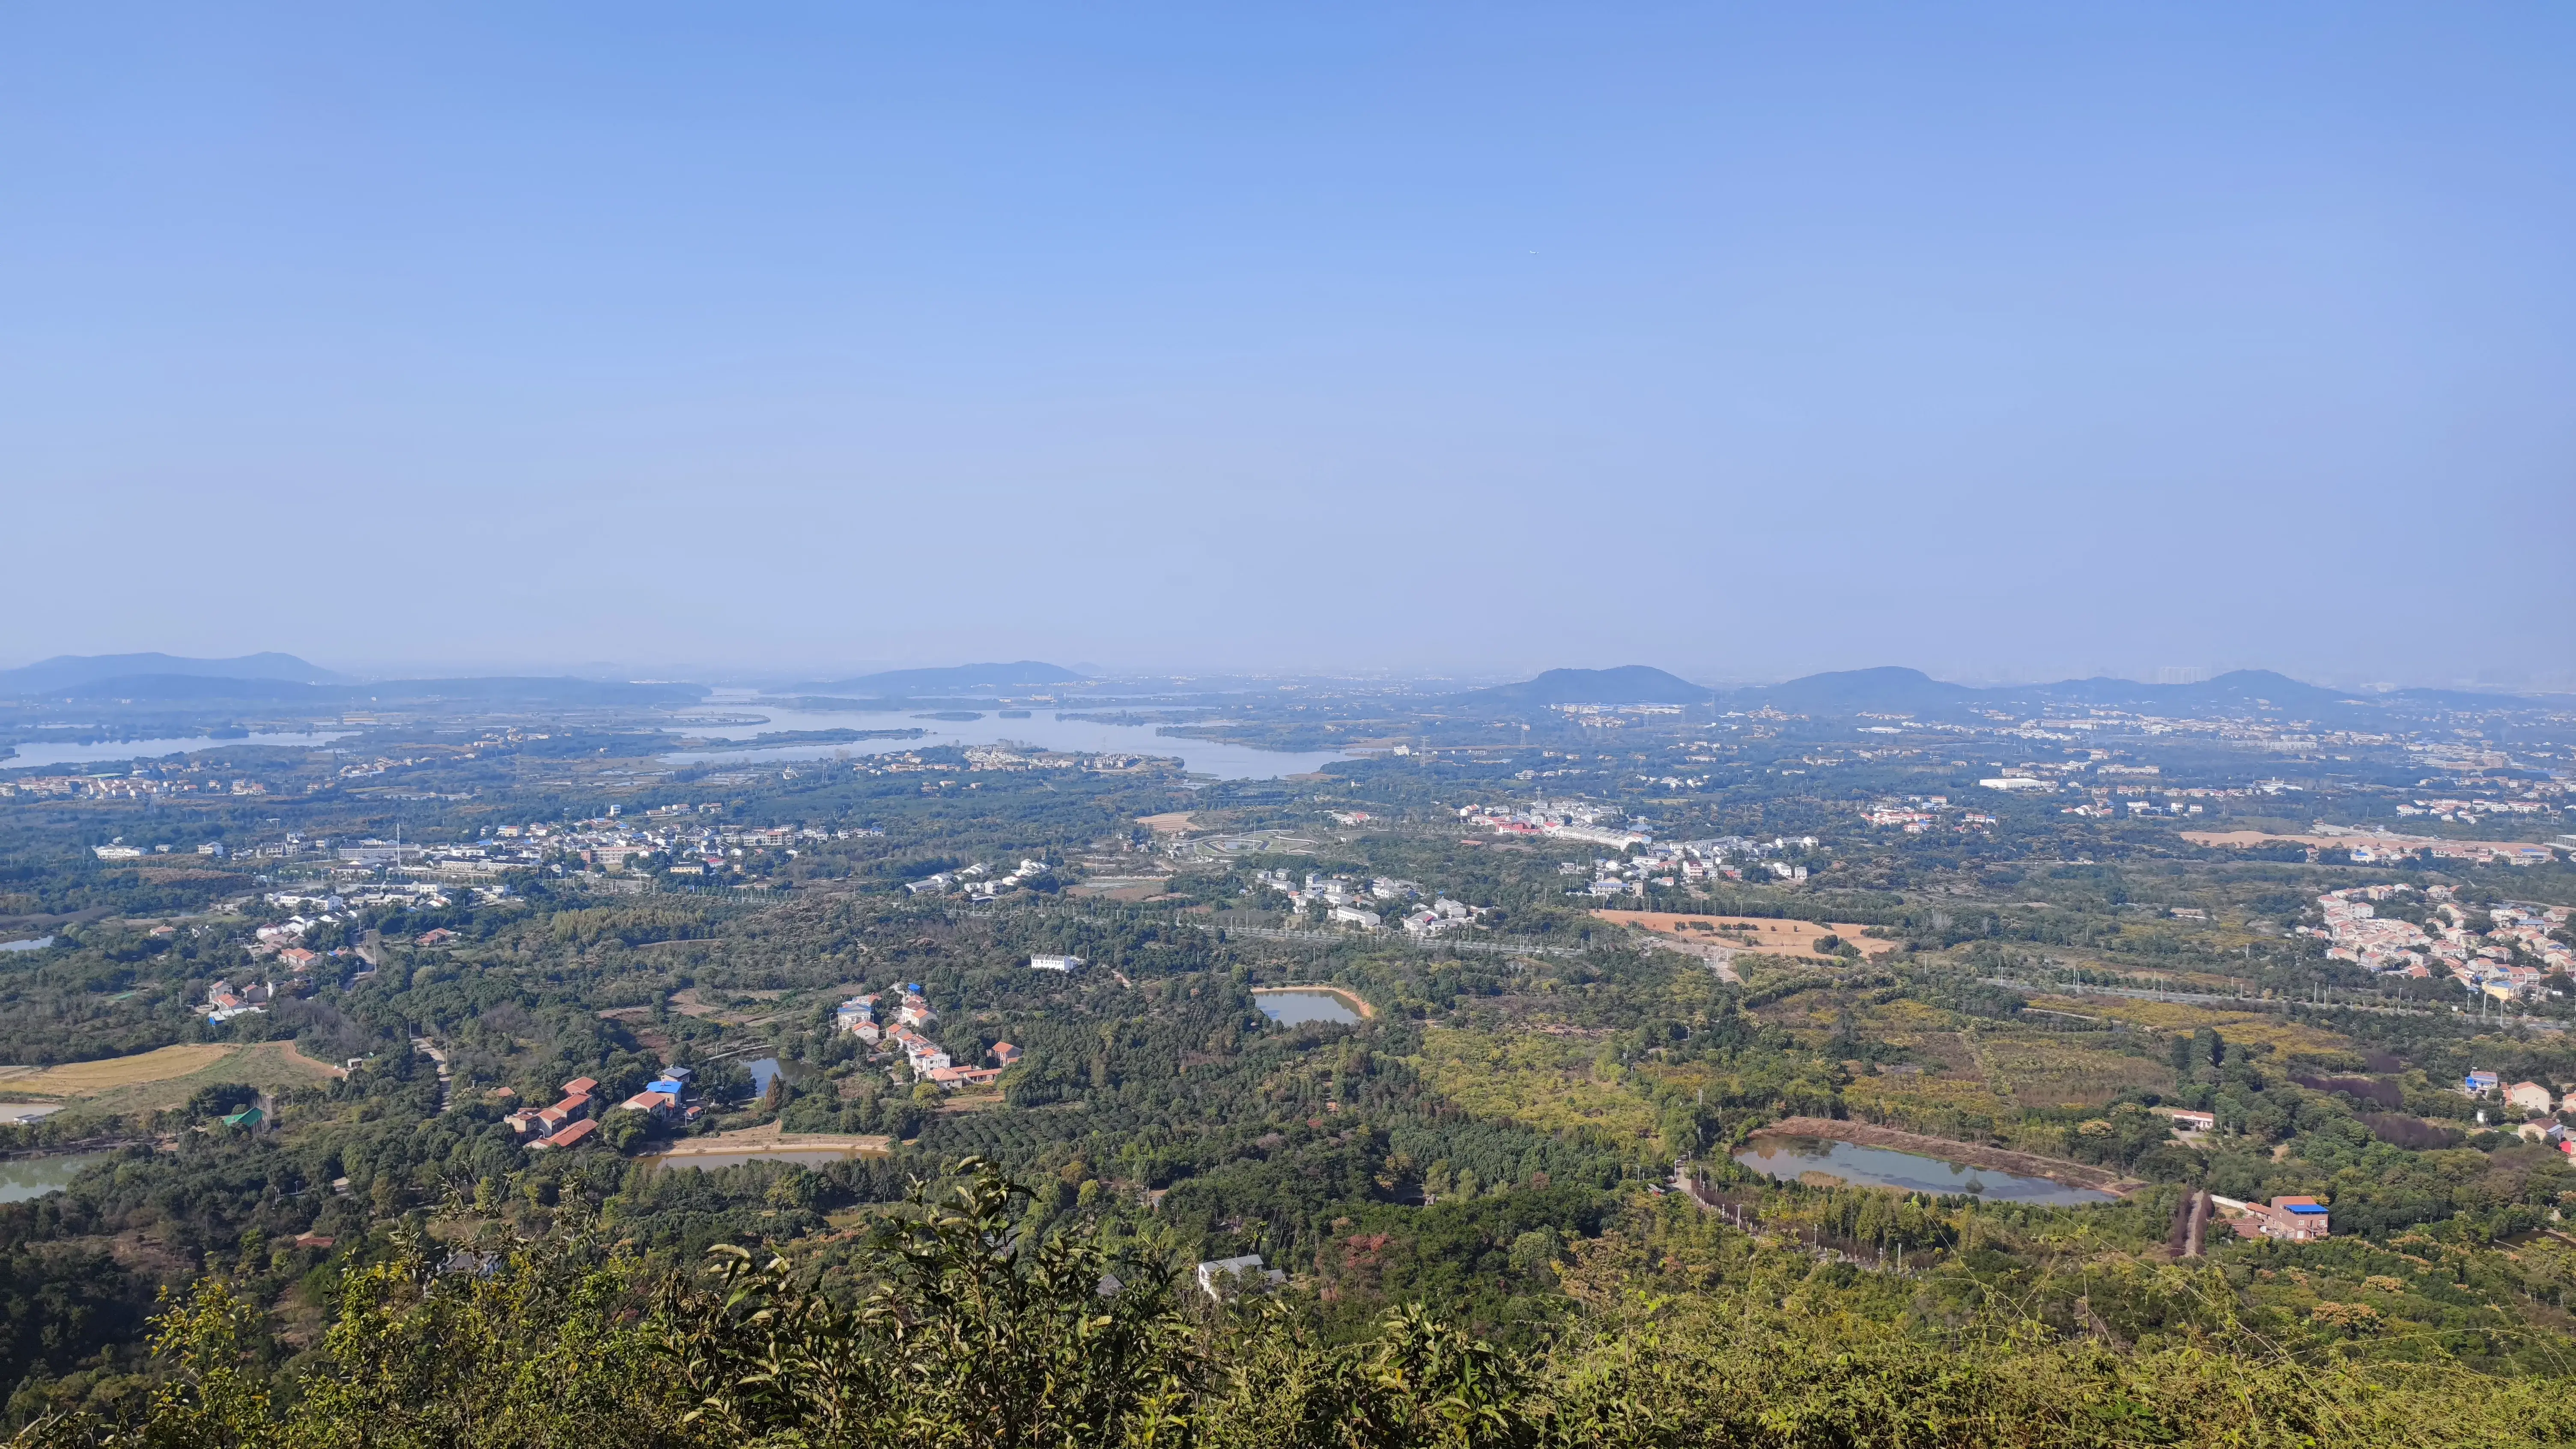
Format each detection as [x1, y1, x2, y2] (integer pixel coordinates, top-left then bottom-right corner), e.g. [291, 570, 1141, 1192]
[0, 1152, 108, 1204]
[1733, 1136, 2114, 1206]
[1255, 989, 1364, 1027]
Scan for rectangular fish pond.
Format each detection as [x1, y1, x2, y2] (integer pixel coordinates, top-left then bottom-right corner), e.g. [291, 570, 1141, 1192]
[1733, 1136, 2115, 1206]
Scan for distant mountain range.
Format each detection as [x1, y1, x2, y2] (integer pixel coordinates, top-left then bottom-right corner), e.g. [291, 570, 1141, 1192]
[0, 653, 340, 696]
[793, 661, 1088, 696]
[1747, 666, 2360, 715]
[1455, 664, 2560, 718]
[52, 675, 707, 706]
[1456, 666, 1712, 707]
[0, 654, 705, 707]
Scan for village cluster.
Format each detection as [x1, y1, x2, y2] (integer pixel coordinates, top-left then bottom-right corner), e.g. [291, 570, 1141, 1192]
[2301, 884, 2573, 1001]
[2457, 1070, 2576, 1157]
[904, 857, 1053, 900]
[1253, 870, 1485, 936]
[833, 983, 1014, 1088]
[18, 771, 268, 800]
[1861, 795, 2000, 833]
[1458, 799, 1651, 850]
[850, 745, 1157, 784]
[503, 1069, 700, 1152]
[1559, 835, 1822, 897]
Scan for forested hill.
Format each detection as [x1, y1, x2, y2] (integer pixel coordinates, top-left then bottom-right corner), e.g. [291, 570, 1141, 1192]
[13, 1159, 2568, 1448]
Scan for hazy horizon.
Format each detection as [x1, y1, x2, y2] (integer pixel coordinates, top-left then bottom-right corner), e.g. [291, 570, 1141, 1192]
[6, 5, 2570, 689]
[1, 648, 2565, 697]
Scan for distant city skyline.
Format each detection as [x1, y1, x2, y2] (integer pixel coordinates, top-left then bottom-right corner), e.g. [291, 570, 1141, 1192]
[4, 5, 2569, 688]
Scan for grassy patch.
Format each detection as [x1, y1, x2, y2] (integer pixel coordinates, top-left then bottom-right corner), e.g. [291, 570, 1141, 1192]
[1409, 1026, 1660, 1144]
[38, 1043, 343, 1121]
[0, 1043, 239, 1097]
[1969, 1030, 2175, 1109]
[2023, 995, 2351, 1058]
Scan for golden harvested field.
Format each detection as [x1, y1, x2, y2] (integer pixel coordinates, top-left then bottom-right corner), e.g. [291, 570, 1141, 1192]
[1410, 1027, 1660, 1144]
[0, 1044, 238, 1097]
[1592, 911, 1898, 958]
[0, 1043, 345, 1119]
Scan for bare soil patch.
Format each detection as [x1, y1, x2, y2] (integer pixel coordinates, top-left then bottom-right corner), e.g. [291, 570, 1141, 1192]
[1593, 911, 1897, 958]
[654, 1120, 894, 1159]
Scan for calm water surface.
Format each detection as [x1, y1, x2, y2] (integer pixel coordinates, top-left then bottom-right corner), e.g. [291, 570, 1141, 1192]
[0, 1152, 107, 1203]
[1733, 1136, 2113, 1206]
[0, 730, 354, 771]
[661, 697, 1347, 781]
[1256, 990, 1363, 1026]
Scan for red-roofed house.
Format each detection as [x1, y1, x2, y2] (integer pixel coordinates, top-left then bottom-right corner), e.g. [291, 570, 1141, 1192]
[561, 1076, 600, 1099]
[618, 1089, 678, 1121]
[536, 1118, 598, 1151]
[991, 1042, 1022, 1066]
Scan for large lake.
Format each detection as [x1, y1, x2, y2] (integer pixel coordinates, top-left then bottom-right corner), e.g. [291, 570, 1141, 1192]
[0, 1152, 107, 1204]
[1733, 1136, 2113, 1206]
[660, 698, 1348, 781]
[0, 730, 354, 772]
[1256, 989, 1364, 1026]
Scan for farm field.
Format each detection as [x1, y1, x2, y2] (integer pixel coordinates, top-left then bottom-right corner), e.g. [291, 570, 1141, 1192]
[2023, 994, 2354, 1059]
[0, 1043, 238, 1098]
[1968, 1031, 2175, 1109]
[2, 1042, 346, 1121]
[1408, 1025, 1660, 1144]
[1592, 910, 1899, 958]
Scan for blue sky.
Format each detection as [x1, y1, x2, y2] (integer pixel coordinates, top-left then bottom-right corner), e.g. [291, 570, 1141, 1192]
[4, 4, 2570, 687]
